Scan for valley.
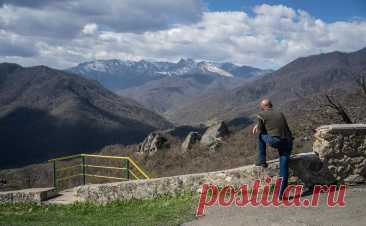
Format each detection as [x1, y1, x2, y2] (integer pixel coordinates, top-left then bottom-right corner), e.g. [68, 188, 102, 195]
[68, 59, 271, 115]
[1, 47, 366, 191]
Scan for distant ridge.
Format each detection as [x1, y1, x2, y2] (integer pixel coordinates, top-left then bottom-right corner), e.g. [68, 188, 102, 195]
[68, 59, 272, 113]
[166, 47, 366, 124]
[0, 63, 172, 168]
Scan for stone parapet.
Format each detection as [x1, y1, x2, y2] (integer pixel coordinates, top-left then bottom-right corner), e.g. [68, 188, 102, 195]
[76, 152, 333, 203]
[314, 124, 366, 184]
[0, 187, 57, 204]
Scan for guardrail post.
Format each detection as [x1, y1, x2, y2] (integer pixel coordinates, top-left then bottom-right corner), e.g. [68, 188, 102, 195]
[53, 160, 57, 189]
[125, 159, 130, 180]
[82, 155, 86, 185]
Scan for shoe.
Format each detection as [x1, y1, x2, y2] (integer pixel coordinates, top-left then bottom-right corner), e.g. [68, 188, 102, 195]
[255, 162, 268, 168]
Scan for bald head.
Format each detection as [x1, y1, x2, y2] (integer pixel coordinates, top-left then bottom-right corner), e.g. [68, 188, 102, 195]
[260, 98, 273, 111]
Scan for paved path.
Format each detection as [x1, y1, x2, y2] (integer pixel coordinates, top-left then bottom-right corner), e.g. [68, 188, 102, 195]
[183, 185, 366, 226]
[43, 188, 81, 205]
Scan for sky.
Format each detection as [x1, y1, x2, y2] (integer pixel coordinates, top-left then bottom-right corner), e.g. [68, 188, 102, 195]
[0, 0, 366, 69]
[206, 0, 366, 22]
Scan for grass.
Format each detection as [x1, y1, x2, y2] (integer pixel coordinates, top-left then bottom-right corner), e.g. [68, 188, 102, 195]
[0, 194, 197, 226]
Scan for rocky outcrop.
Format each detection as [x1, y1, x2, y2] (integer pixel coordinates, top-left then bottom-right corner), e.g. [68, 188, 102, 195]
[181, 132, 201, 152]
[200, 121, 229, 151]
[138, 133, 168, 155]
[313, 124, 366, 184]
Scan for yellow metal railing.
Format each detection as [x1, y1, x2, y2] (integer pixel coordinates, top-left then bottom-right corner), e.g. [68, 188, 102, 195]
[48, 154, 150, 190]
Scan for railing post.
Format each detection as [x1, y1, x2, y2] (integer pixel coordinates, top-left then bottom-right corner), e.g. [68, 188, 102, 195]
[125, 159, 130, 180]
[53, 160, 57, 189]
[82, 155, 86, 185]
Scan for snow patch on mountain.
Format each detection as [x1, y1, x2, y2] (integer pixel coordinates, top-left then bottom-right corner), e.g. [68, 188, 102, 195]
[71, 58, 238, 78]
[198, 63, 234, 77]
[85, 61, 109, 72]
[68, 58, 271, 89]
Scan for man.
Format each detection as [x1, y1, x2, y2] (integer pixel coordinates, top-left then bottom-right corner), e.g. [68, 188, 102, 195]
[252, 98, 293, 198]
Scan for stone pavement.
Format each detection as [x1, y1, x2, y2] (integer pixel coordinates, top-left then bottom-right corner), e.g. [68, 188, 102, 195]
[43, 188, 81, 205]
[183, 185, 366, 226]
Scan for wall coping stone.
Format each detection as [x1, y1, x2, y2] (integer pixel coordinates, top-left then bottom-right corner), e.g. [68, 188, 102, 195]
[317, 124, 366, 133]
[0, 187, 57, 204]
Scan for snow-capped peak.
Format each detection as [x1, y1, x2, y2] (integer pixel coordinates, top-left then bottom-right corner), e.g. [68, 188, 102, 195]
[177, 58, 196, 66]
[69, 58, 268, 80]
[199, 62, 234, 77]
[85, 60, 109, 72]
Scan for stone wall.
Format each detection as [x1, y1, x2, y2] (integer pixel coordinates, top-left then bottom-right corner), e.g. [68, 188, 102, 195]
[314, 124, 366, 184]
[0, 188, 57, 204]
[77, 124, 366, 203]
[3, 124, 365, 204]
[75, 152, 334, 203]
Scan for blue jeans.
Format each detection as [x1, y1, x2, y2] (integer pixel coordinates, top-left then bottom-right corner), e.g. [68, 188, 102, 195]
[258, 133, 292, 197]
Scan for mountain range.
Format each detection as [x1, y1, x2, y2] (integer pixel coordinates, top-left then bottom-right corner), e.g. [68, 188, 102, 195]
[68, 59, 272, 113]
[1, 47, 366, 170]
[0, 63, 171, 168]
[166, 47, 366, 125]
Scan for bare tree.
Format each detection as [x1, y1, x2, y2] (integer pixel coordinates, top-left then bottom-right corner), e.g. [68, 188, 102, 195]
[324, 94, 353, 124]
[357, 74, 366, 96]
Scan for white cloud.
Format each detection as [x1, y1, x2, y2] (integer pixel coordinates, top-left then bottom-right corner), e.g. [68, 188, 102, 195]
[254, 4, 296, 18]
[82, 23, 98, 35]
[0, 0, 204, 36]
[0, 3, 366, 69]
[0, 29, 39, 57]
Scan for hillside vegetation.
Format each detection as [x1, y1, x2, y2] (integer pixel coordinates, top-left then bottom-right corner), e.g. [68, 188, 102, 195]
[0, 63, 171, 169]
[167, 48, 366, 125]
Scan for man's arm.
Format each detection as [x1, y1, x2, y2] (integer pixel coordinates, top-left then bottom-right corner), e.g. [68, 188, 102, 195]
[253, 114, 265, 135]
[252, 124, 258, 135]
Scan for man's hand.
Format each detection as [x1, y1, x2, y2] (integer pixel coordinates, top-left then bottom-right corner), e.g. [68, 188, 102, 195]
[252, 124, 258, 135]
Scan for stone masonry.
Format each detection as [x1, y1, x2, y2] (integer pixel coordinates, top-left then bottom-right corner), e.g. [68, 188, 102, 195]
[2, 124, 365, 204]
[75, 152, 335, 203]
[0, 188, 57, 204]
[76, 124, 366, 203]
[313, 124, 366, 184]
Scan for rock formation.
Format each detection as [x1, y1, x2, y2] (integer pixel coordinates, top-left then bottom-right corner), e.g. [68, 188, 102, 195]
[181, 132, 201, 152]
[138, 133, 168, 155]
[200, 121, 229, 151]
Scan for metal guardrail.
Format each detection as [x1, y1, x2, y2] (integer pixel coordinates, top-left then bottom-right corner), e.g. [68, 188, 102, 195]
[48, 154, 150, 190]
